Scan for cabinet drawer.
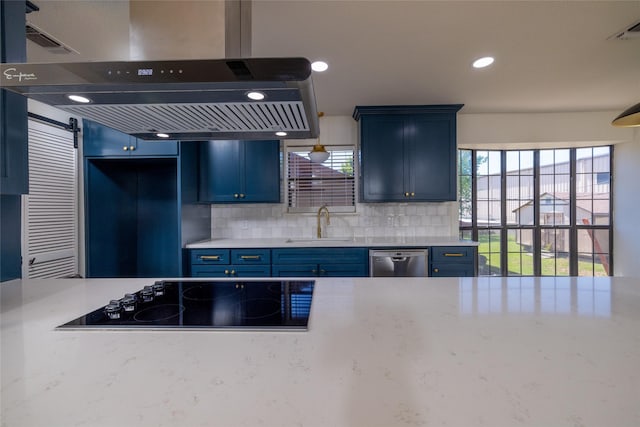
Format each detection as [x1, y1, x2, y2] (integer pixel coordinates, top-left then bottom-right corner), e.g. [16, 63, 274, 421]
[190, 249, 230, 265]
[230, 249, 270, 265]
[271, 248, 368, 264]
[430, 246, 475, 262]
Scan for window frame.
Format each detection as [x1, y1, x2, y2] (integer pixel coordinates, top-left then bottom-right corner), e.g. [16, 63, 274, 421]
[459, 146, 613, 277]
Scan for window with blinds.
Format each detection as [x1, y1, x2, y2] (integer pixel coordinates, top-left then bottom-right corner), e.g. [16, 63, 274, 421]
[286, 145, 355, 212]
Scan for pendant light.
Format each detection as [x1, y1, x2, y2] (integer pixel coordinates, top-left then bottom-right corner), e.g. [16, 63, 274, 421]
[612, 102, 640, 127]
[309, 112, 330, 163]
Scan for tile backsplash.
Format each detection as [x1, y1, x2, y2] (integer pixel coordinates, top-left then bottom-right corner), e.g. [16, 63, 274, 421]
[210, 202, 459, 239]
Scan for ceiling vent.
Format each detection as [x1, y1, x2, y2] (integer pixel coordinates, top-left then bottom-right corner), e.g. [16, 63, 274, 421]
[25, 22, 78, 54]
[609, 20, 640, 40]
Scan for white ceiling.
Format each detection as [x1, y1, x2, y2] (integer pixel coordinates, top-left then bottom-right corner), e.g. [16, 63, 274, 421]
[24, 0, 640, 117]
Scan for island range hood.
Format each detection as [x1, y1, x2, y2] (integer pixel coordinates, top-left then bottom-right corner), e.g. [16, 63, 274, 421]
[0, 57, 319, 140]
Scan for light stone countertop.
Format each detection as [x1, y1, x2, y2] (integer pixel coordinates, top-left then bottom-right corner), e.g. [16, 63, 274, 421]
[186, 236, 478, 249]
[1, 276, 640, 427]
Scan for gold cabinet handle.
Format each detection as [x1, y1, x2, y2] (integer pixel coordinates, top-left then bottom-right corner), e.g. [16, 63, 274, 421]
[434, 268, 439, 273]
[404, 192, 410, 197]
[129, 145, 135, 151]
[444, 253, 464, 257]
[230, 270, 236, 275]
[200, 255, 220, 261]
[410, 192, 415, 197]
[240, 255, 261, 260]
[311, 269, 317, 274]
[319, 269, 326, 275]
[239, 193, 245, 198]
[234, 193, 239, 198]
[123, 146, 129, 151]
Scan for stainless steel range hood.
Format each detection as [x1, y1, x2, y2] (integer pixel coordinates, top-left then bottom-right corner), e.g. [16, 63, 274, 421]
[0, 57, 319, 140]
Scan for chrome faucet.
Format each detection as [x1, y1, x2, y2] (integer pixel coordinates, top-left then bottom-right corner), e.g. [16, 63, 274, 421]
[317, 204, 330, 238]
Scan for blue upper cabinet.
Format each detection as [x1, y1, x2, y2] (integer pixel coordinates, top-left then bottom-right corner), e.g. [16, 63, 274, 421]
[198, 139, 280, 203]
[83, 120, 178, 157]
[354, 105, 463, 202]
[0, 0, 28, 195]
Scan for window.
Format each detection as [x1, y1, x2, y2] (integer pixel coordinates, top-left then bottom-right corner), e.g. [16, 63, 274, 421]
[286, 145, 355, 213]
[459, 147, 612, 277]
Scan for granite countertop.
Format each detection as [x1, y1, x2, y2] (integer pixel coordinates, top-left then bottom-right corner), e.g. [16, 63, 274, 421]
[186, 236, 478, 249]
[2, 276, 639, 427]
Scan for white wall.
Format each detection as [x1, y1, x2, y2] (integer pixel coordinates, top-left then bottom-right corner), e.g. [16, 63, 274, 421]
[613, 132, 640, 277]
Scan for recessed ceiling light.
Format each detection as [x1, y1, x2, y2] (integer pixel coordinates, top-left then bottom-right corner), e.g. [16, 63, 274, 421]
[156, 133, 170, 138]
[472, 56, 495, 69]
[247, 91, 266, 101]
[67, 94, 91, 103]
[275, 131, 288, 137]
[311, 61, 328, 72]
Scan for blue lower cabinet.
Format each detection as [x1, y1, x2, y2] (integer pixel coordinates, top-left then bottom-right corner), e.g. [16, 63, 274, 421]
[271, 264, 318, 277]
[188, 248, 272, 277]
[271, 248, 368, 277]
[191, 264, 271, 278]
[429, 246, 477, 277]
[318, 263, 368, 277]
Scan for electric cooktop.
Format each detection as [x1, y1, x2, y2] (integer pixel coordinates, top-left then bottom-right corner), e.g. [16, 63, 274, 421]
[57, 280, 315, 331]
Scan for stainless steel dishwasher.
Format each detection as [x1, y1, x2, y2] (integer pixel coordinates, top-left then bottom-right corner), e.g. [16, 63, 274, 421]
[369, 249, 428, 277]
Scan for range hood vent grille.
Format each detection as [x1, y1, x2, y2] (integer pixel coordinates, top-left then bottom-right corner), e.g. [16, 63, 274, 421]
[25, 22, 77, 54]
[59, 101, 310, 138]
[609, 20, 640, 40]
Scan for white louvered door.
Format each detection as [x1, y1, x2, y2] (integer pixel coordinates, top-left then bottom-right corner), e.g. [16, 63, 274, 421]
[21, 120, 78, 278]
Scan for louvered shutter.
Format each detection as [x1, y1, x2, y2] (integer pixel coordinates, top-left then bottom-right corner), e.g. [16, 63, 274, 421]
[22, 120, 78, 278]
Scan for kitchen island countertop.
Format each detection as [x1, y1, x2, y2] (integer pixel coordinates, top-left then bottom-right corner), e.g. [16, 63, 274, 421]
[1, 276, 639, 427]
[186, 236, 478, 249]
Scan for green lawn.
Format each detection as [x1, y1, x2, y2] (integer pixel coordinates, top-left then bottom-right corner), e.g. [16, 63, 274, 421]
[477, 234, 606, 276]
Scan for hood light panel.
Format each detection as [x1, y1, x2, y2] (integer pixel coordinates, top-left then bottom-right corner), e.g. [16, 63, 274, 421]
[67, 94, 91, 103]
[247, 91, 266, 101]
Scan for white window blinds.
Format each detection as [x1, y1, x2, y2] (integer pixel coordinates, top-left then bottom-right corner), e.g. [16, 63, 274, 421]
[286, 146, 355, 212]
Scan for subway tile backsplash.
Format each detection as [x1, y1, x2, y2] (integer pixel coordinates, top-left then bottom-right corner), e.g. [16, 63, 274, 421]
[209, 202, 459, 239]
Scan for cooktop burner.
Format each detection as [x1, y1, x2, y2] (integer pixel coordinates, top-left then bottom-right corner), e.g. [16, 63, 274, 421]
[57, 280, 315, 331]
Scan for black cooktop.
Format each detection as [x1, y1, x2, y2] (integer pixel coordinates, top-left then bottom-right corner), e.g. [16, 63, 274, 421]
[57, 280, 315, 331]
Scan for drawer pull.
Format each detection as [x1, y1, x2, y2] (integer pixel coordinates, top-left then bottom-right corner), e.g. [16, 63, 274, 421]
[200, 255, 220, 261]
[444, 253, 464, 257]
[434, 268, 439, 273]
[240, 255, 261, 260]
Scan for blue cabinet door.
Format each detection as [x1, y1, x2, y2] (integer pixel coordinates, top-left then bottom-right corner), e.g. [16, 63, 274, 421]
[360, 116, 406, 202]
[199, 140, 242, 202]
[192, 264, 271, 277]
[83, 120, 177, 157]
[199, 140, 280, 203]
[271, 264, 319, 277]
[0, 0, 28, 196]
[319, 263, 368, 277]
[410, 115, 457, 201]
[242, 140, 280, 203]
